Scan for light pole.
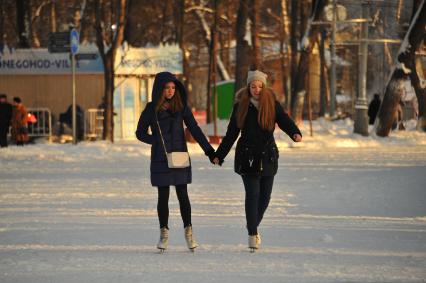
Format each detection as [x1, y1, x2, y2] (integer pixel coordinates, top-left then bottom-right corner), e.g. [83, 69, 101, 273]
[329, 0, 337, 118]
[354, 1, 369, 136]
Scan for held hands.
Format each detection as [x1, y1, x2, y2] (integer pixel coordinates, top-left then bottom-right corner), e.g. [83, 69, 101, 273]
[206, 150, 223, 166]
[293, 134, 302, 142]
[212, 157, 220, 165]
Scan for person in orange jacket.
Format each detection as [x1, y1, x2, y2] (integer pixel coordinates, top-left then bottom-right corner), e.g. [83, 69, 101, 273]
[11, 97, 29, 146]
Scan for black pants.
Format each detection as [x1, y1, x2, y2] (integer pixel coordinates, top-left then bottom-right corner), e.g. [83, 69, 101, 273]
[242, 175, 274, 235]
[157, 184, 192, 229]
[0, 126, 8, 148]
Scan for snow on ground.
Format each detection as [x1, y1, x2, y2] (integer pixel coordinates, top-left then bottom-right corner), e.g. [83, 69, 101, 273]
[1, 120, 426, 283]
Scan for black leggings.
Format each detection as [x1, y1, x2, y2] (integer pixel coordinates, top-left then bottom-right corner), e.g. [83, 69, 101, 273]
[157, 184, 192, 229]
[242, 175, 274, 236]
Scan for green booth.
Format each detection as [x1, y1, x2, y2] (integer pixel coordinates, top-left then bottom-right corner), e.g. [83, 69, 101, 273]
[214, 80, 235, 119]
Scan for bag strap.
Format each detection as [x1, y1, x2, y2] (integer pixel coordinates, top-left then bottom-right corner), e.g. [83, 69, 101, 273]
[155, 112, 168, 155]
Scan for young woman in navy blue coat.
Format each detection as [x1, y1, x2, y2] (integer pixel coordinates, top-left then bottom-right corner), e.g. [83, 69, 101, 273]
[213, 70, 302, 252]
[136, 72, 215, 252]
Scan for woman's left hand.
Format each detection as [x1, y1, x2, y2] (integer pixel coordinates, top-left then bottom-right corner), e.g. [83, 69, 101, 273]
[293, 134, 302, 142]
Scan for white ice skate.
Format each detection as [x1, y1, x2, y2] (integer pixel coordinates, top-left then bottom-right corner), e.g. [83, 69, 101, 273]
[157, 227, 169, 253]
[184, 225, 198, 252]
[248, 234, 261, 253]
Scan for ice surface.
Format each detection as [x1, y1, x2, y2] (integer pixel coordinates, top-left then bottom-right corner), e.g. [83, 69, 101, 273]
[1, 120, 425, 282]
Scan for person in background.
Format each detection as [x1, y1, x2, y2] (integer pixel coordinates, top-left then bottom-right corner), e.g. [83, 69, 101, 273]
[0, 94, 13, 148]
[11, 97, 29, 146]
[368, 93, 381, 125]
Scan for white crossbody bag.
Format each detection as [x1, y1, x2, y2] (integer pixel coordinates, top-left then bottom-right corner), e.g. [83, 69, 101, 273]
[156, 114, 190, 168]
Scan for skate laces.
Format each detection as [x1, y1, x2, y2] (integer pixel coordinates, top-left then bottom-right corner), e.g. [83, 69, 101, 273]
[160, 228, 169, 240]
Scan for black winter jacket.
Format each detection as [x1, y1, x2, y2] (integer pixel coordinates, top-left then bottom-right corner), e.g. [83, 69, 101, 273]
[0, 102, 12, 128]
[216, 99, 301, 176]
[135, 72, 214, 187]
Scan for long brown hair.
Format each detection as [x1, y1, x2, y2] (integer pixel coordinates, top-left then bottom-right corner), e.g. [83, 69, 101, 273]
[155, 86, 184, 113]
[236, 86, 276, 131]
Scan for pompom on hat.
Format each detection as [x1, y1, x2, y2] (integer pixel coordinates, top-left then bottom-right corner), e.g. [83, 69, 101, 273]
[247, 70, 268, 86]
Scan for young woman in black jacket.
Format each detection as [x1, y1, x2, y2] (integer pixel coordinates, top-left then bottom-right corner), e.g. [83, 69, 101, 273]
[136, 72, 215, 252]
[213, 70, 302, 252]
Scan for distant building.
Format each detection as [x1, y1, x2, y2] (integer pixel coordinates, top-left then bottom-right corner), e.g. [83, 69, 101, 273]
[0, 44, 182, 140]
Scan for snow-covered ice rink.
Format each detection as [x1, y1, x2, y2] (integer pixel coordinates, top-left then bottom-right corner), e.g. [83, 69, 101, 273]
[1, 121, 426, 283]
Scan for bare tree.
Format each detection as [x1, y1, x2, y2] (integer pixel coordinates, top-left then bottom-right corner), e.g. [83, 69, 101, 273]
[376, 0, 426, 136]
[16, 0, 31, 48]
[50, 0, 57, 32]
[318, 28, 328, 117]
[93, 0, 129, 142]
[279, 0, 291, 109]
[291, 0, 328, 123]
[234, 0, 251, 94]
[177, 0, 193, 106]
[189, 0, 230, 81]
[250, 0, 262, 69]
[0, 0, 4, 46]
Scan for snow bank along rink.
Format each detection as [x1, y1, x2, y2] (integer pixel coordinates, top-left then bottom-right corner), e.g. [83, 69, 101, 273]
[0, 119, 425, 283]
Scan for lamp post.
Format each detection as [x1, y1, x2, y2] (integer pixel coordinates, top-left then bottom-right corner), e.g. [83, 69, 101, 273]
[354, 1, 369, 136]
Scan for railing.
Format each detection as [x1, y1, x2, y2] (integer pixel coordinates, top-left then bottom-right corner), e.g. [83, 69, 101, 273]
[85, 108, 104, 140]
[27, 108, 52, 138]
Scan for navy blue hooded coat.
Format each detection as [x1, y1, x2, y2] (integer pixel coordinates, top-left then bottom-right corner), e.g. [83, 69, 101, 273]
[136, 72, 214, 187]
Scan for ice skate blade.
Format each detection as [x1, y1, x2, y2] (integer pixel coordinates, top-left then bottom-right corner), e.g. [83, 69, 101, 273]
[158, 248, 166, 254]
[249, 248, 257, 253]
[189, 247, 196, 253]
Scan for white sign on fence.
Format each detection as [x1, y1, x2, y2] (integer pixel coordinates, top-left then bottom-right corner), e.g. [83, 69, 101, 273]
[0, 44, 182, 75]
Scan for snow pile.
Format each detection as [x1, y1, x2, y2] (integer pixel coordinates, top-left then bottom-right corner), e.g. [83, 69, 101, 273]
[200, 118, 426, 149]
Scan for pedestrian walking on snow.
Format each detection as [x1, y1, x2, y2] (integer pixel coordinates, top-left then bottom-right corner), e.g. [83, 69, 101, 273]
[0, 94, 13, 148]
[11, 97, 29, 146]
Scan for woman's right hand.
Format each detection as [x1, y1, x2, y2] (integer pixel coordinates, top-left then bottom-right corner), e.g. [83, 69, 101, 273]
[213, 157, 220, 165]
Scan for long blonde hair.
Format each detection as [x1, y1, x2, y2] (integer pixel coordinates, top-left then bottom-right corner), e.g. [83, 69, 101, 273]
[236, 86, 276, 131]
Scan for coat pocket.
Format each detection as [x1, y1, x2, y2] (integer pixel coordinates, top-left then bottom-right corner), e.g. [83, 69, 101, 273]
[235, 145, 262, 175]
[269, 143, 279, 162]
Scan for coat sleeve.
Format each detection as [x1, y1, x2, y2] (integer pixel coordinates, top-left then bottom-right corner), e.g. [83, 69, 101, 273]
[275, 101, 302, 141]
[182, 106, 214, 154]
[20, 106, 28, 126]
[215, 103, 240, 161]
[135, 103, 154, 144]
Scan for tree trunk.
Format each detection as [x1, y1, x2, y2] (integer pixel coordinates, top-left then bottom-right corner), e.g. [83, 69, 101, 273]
[207, 0, 220, 124]
[318, 28, 327, 117]
[410, 0, 426, 131]
[376, 70, 406, 136]
[0, 0, 4, 46]
[376, 1, 426, 136]
[291, 0, 327, 122]
[280, 0, 290, 109]
[250, 0, 262, 70]
[102, 53, 115, 142]
[50, 1, 57, 32]
[192, 2, 230, 81]
[290, 0, 300, 106]
[234, 0, 251, 96]
[94, 0, 128, 142]
[178, 0, 192, 107]
[17, 0, 31, 48]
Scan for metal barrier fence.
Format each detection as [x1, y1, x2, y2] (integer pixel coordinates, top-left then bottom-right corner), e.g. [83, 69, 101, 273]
[27, 108, 52, 138]
[85, 109, 104, 140]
